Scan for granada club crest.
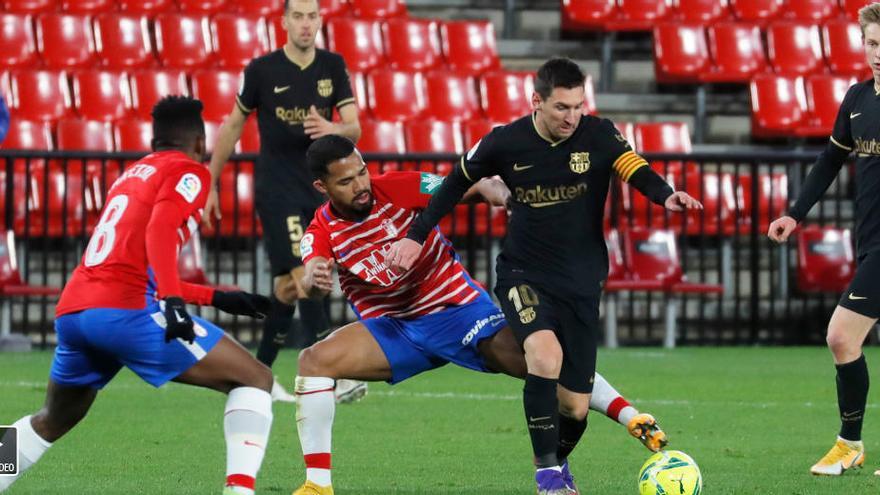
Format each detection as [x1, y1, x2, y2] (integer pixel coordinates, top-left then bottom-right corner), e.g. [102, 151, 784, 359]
[569, 152, 590, 174]
[317, 78, 333, 97]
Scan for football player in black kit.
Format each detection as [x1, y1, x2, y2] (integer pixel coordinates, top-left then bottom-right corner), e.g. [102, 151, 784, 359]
[205, 0, 365, 403]
[769, 2, 880, 478]
[387, 58, 703, 494]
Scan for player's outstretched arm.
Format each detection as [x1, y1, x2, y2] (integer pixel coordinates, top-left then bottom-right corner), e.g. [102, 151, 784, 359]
[204, 106, 248, 229]
[211, 290, 271, 318]
[663, 191, 703, 212]
[785, 139, 850, 225]
[299, 257, 336, 300]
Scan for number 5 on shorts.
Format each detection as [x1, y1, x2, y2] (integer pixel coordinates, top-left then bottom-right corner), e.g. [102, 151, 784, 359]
[287, 215, 304, 257]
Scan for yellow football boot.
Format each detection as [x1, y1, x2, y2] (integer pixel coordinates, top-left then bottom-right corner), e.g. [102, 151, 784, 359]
[627, 413, 668, 452]
[292, 480, 334, 495]
[810, 438, 864, 475]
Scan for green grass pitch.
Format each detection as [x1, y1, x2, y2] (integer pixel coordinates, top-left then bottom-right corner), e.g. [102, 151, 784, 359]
[2, 347, 880, 494]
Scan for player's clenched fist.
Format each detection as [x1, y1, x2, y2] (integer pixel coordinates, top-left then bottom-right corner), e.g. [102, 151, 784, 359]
[386, 238, 422, 273]
[767, 215, 797, 243]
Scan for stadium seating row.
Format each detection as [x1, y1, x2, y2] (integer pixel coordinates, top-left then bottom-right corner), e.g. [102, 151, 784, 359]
[1, 68, 586, 129]
[749, 73, 856, 137]
[1, 0, 400, 18]
[654, 20, 868, 84]
[563, 0, 870, 32]
[0, 13, 499, 74]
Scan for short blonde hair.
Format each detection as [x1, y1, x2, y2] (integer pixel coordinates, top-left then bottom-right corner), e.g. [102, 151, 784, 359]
[859, 2, 880, 35]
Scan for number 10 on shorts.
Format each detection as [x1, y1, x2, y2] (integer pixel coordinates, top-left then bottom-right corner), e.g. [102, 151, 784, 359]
[0, 427, 18, 476]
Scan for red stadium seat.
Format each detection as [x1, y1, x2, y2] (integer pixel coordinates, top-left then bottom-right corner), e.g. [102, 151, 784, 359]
[211, 13, 269, 70]
[405, 119, 463, 154]
[36, 14, 96, 69]
[349, 0, 406, 18]
[366, 69, 425, 121]
[479, 70, 535, 124]
[2, 0, 56, 13]
[26, 160, 89, 237]
[634, 122, 692, 153]
[203, 120, 221, 154]
[624, 227, 724, 294]
[154, 13, 214, 69]
[215, 162, 260, 237]
[675, 0, 730, 24]
[129, 69, 189, 119]
[113, 116, 152, 152]
[267, 14, 325, 50]
[736, 172, 787, 233]
[9, 69, 72, 122]
[117, 0, 174, 14]
[653, 24, 710, 83]
[325, 18, 384, 72]
[461, 119, 499, 148]
[382, 18, 443, 71]
[561, 0, 616, 30]
[177, 0, 227, 14]
[786, 0, 837, 22]
[60, 0, 113, 13]
[71, 70, 131, 122]
[582, 74, 597, 115]
[358, 119, 405, 174]
[0, 230, 61, 300]
[701, 22, 767, 82]
[841, 0, 873, 21]
[230, 0, 281, 15]
[766, 22, 824, 76]
[796, 225, 855, 293]
[796, 74, 857, 137]
[729, 0, 783, 24]
[0, 14, 38, 69]
[319, 0, 349, 19]
[358, 119, 406, 153]
[238, 116, 259, 153]
[823, 20, 868, 77]
[191, 70, 241, 122]
[404, 119, 461, 175]
[604, 0, 674, 31]
[56, 117, 114, 151]
[749, 74, 806, 137]
[1, 119, 53, 150]
[93, 13, 155, 69]
[423, 70, 481, 122]
[440, 20, 501, 75]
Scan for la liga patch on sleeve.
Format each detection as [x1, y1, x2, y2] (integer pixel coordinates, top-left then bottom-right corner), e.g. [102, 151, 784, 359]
[419, 173, 444, 194]
[175, 173, 202, 203]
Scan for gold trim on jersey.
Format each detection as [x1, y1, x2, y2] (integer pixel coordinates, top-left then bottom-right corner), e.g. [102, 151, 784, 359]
[612, 150, 648, 182]
[235, 95, 253, 115]
[531, 113, 572, 147]
[830, 135, 853, 151]
[336, 97, 356, 109]
[459, 157, 475, 182]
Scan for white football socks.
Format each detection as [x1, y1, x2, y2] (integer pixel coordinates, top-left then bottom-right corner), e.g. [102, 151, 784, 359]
[224, 387, 273, 495]
[591, 372, 638, 425]
[295, 376, 336, 487]
[0, 415, 52, 492]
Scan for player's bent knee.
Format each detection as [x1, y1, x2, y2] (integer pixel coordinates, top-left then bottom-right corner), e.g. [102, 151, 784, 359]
[238, 360, 273, 393]
[297, 344, 335, 378]
[826, 327, 861, 361]
[558, 400, 589, 421]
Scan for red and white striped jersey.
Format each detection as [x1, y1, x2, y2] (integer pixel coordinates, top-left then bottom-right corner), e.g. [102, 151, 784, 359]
[302, 171, 482, 319]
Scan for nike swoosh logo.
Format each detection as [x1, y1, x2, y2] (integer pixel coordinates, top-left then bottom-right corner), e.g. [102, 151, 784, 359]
[529, 416, 551, 422]
[512, 163, 533, 172]
[850, 112, 862, 119]
[848, 293, 867, 300]
[274, 85, 290, 94]
[173, 310, 187, 323]
[244, 440, 265, 449]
